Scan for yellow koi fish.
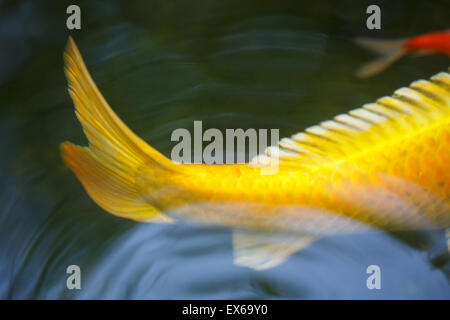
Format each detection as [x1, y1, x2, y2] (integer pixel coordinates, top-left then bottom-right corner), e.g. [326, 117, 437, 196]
[61, 37, 450, 270]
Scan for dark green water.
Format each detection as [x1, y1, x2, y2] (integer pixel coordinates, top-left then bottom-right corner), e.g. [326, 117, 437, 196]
[1, 0, 449, 299]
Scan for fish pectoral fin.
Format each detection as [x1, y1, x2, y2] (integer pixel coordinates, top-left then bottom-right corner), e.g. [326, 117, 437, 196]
[232, 229, 317, 270]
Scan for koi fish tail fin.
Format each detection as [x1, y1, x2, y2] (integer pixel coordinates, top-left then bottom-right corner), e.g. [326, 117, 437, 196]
[355, 37, 407, 78]
[61, 37, 175, 223]
[61, 143, 171, 223]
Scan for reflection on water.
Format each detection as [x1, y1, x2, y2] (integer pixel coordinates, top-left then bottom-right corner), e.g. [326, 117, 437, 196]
[0, 0, 449, 299]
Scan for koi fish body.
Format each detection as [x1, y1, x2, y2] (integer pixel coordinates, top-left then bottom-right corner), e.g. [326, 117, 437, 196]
[62, 37, 450, 270]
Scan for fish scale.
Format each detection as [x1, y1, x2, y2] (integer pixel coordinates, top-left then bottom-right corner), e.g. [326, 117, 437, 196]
[61, 37, 450, 269]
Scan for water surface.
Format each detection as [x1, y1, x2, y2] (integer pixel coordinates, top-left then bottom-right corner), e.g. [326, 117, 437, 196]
[0, 0, 449, 299]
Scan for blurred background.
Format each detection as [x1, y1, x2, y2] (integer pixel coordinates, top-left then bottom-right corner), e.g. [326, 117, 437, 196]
[0, 0, 449, 299]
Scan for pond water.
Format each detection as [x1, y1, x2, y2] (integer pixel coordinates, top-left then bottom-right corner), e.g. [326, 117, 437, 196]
[0, 0, 449, 299]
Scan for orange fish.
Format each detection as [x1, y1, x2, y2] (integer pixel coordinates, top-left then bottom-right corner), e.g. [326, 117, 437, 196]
[61, 37, 450, 270]
[356, 30, 450, 78]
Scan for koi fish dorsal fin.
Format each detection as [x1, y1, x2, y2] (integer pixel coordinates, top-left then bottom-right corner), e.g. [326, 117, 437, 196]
[62, 37, 175, 222]
[254, 70, 450, 169]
